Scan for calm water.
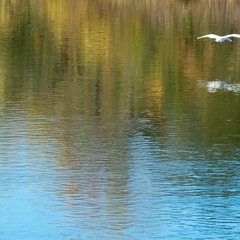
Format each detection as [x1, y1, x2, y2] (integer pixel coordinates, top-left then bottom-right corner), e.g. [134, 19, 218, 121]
[1, 1, 240, 239]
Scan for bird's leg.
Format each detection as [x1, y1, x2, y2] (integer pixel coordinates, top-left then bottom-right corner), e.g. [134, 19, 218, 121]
[211, 41, 217, 44]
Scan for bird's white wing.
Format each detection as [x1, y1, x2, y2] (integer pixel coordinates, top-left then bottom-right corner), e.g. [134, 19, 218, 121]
[225, 34, 240, 38]
[197, 34, 219, 40]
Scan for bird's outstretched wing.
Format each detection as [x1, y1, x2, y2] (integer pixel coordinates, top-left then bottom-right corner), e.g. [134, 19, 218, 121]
[225, 34, 240, 38]
[197, 34, 219, 40]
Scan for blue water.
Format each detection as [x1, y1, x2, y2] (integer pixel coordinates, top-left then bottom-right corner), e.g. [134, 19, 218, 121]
[0, 108, 240, 239]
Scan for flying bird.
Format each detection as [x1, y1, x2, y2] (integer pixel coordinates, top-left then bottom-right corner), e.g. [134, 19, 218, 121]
[197, 34, 240, 44]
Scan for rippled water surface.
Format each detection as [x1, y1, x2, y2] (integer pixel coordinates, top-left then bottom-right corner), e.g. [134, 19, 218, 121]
[1, 1, 240, 239]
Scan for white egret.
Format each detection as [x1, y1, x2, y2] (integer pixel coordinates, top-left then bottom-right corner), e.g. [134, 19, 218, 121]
[197, 34, 240, 44]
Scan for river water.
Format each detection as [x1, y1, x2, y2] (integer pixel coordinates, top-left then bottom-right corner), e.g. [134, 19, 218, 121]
[0, 1, 240, 239]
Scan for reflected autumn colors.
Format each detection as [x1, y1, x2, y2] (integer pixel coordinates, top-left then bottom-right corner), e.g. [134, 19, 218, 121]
[0, 1, 240, 239]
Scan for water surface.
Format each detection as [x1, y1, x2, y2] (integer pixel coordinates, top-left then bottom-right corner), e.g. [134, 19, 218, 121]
[0, 1, 240, 239]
